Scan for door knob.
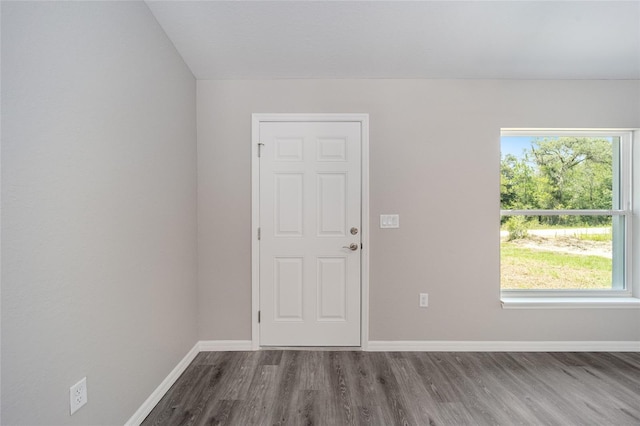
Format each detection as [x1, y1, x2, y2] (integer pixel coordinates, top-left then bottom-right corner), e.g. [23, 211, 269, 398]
[342, 243, 359, 251]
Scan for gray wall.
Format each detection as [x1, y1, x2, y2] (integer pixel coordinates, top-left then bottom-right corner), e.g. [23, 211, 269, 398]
[1, 2, 197, 424]
[197, 79, 640, 342]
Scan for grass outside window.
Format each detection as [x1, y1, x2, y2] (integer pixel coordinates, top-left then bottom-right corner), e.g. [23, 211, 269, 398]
[501, 237, 612, 290]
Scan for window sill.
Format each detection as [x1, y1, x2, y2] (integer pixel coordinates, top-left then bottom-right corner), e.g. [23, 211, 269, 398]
[501, 297, 640, 309]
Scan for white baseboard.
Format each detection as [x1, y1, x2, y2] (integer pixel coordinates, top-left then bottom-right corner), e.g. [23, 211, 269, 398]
[124, 342, 200, 426]
[367, 340, 640, 352]
[125, 340, 252, 425]
[199, 340, 253, 351]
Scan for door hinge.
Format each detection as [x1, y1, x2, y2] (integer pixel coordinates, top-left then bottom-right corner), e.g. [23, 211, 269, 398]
[258, 227, 261, 240]
[258, 310, 261, 323]
[258, 143, 264, 157]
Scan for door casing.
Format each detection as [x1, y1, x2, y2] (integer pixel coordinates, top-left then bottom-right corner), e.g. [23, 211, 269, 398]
[251, 113, 370, 350]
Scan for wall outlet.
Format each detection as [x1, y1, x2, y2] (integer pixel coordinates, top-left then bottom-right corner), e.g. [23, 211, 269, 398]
[419, 293, 428, 307]
[70, 377, 87, 415]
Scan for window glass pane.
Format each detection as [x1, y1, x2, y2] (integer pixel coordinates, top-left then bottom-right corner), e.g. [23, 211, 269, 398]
[500, 215, 613, 290]
[501, 136, 616, 210]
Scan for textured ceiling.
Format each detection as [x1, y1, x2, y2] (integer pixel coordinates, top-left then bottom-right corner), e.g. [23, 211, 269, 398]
[146, 1, 640, 80]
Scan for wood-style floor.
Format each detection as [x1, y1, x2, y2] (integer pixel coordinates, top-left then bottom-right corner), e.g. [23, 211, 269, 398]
[142, 350, 640, 426]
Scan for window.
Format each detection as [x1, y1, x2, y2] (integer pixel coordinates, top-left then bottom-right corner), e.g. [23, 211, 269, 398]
[500, 129, 632, 297]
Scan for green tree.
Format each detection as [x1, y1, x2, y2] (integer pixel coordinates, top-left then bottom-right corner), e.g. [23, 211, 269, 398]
[530, 137, 611, 210]
[501, 136, 613, 227]
[500, 153, 536, 210]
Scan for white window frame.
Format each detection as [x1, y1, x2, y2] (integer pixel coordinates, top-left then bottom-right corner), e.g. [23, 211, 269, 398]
[500, 129, 633, 300]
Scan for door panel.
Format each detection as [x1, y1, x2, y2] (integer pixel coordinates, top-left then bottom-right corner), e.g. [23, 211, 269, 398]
[274, 173, 304, 237]
[317, 257, 347, 321]
[259, 121, 361, 346]
[274, 257, 304, 321]
[317, 173, 347, 236]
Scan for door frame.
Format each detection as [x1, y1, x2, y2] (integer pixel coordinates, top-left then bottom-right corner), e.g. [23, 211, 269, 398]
[251, 113, 370, 350]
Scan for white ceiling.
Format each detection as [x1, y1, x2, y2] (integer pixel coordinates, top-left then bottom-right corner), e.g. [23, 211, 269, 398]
[146, 1, 640, 80]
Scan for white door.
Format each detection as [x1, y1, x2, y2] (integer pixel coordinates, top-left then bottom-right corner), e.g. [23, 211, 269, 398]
[259, 121, 361, 346]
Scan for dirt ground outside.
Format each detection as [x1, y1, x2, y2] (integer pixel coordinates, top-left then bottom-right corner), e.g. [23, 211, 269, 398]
[504, 234, 612, 259]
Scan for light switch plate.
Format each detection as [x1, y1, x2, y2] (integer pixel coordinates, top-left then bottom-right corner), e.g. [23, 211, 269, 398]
[420, 293, 429, 307]
[380, 214, 400, 228]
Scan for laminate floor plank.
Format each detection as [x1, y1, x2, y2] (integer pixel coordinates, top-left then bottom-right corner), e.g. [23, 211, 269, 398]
[327, 352, 358, 426]
[226, 365, 278, 426]
[523, 351, 640, 426]
[142, 351, 640, 426]
[512, 352, 608, 425]
[193, 398, 238, 426]
[478, 353, 568, 426]
[451, 353, 534, 424]
[388, 356, 443, 425]
[259, 349, 284, 366]
[285, 389, 318, 426]
[194, 353, 245, 404]
[484, 352, 572, 424]
[339, 352, 368, 408]
[614, 352, 640, 370]
[424, 353, 499, 426]
[408, 353, 462, 404]
[218, 352, 261, 401]
[566, 352, 640, 393]
[354, 405, 387, 426]
[143, 365, 217, 426]
[269, 351, 303, 426]
[367, 352, 415, 426]
[554, 366, 640, 425]
[299, 350, 329, 391]
[447, 353, 537, 425]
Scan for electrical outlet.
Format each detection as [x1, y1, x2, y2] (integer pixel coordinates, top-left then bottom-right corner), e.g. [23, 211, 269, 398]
[70, 377, 87, 415]
[419, 293, 428, 307]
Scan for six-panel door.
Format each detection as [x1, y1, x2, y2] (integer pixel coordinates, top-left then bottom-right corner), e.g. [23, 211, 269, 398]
[259, 121, 361, 346]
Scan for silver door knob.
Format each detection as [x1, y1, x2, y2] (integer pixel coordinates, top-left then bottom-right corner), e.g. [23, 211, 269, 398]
[343, 243, 359, 251]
